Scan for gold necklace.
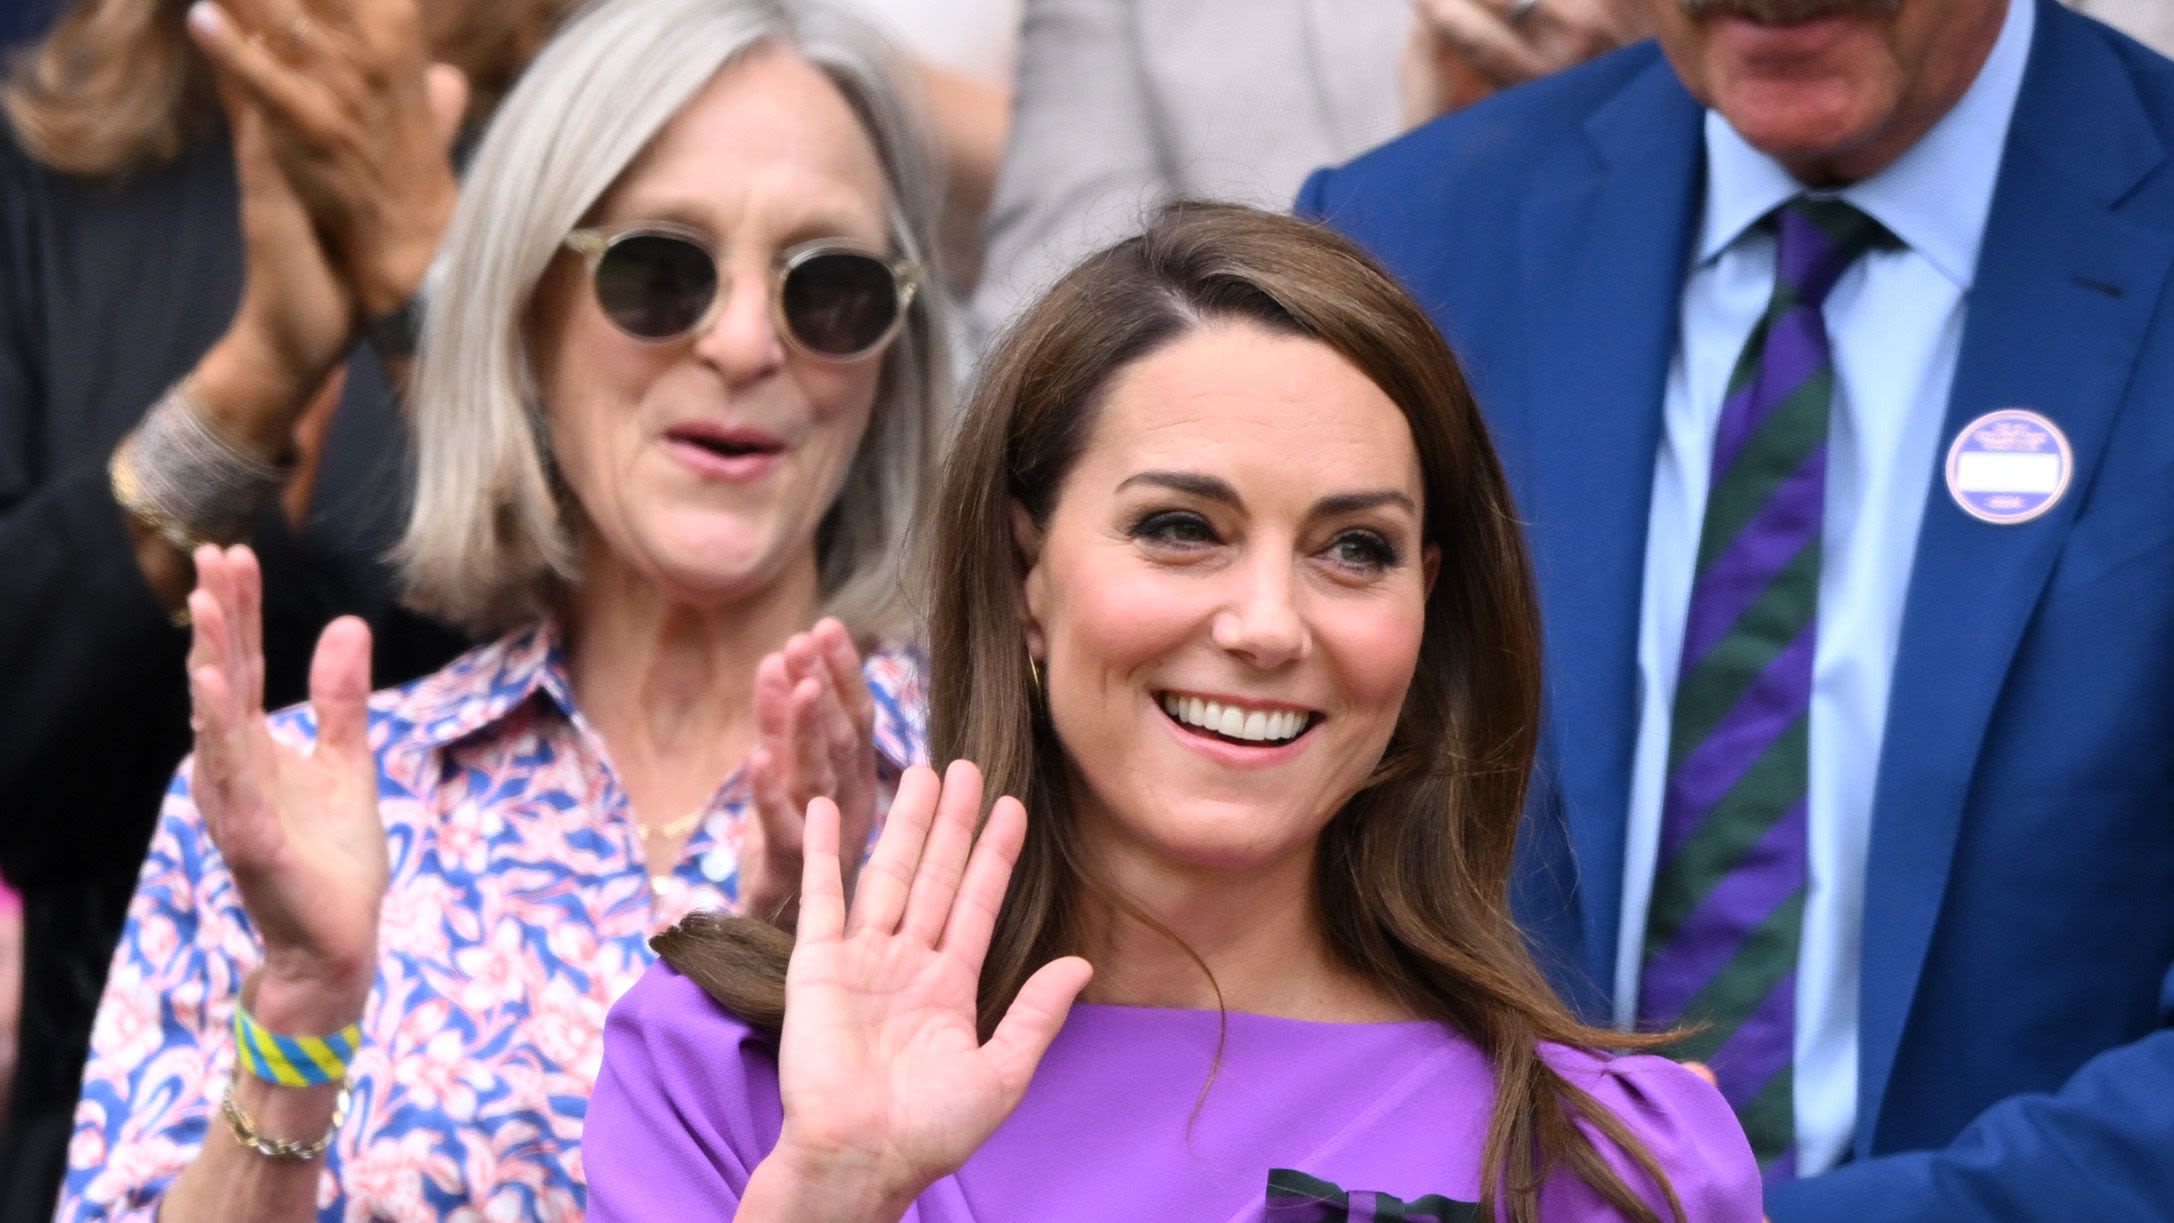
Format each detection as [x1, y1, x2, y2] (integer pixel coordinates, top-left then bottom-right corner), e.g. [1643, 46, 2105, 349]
[639, 807, 708, 844]
[642, 807, 709, 897]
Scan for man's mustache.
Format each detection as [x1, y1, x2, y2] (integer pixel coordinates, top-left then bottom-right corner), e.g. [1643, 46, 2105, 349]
[1678, 0, 1901, 19]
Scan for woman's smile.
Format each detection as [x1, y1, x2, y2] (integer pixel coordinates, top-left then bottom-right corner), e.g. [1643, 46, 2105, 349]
[1020, 320, 1435, 874]
[1155, 690, 1321, 749]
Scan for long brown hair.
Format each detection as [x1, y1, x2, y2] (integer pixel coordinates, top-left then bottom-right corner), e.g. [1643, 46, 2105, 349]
[3, 0, 570, 178]
[660, 201, 1685, 1222]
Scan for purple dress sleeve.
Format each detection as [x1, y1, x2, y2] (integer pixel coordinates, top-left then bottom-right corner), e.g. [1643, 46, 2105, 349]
[585, 961, 784, 1221]
[1538, 1049, 1764, 1222]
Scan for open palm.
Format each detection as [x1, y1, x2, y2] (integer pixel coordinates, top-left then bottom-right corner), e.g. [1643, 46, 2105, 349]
[767, 763, 1092, 1211]
[187, 545, 386, 992]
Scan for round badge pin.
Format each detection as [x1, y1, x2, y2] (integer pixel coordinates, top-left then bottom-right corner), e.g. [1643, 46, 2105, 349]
[1944, 409, 2072, 525]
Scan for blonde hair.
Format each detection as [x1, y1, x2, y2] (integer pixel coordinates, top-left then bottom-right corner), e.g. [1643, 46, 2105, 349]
[3, 0, 566, 178]
[397, 0, 949, 639]
[4, 0, 210, 175]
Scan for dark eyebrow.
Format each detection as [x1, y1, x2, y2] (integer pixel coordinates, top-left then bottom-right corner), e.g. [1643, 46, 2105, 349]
[1115, 471, 1416, 518]
[1314, 490, 1418, 518]
[1115, 470, 1240, 505]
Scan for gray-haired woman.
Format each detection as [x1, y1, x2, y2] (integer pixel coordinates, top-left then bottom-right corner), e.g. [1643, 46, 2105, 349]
[60, 0, 947, 1217]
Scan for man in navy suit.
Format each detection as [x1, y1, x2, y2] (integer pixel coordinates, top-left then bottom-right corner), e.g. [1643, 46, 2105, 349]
[1302, 0, 2174, 1216]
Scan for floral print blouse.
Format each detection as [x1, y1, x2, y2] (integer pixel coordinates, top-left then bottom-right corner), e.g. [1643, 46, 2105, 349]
[58, 623, 925, 1221]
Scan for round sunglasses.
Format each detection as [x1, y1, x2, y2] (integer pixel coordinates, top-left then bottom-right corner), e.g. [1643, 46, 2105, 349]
[561, 223, 923, 361]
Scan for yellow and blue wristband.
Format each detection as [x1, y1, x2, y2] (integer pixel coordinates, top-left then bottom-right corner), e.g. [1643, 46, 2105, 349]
[232, 1003, 361, 1088]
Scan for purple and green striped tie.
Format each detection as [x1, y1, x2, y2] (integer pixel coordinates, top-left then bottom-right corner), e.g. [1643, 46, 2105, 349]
[1638, 197, 1889, 1177]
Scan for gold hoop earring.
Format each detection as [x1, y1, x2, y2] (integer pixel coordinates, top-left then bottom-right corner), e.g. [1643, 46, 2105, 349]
[1027, 651, 1045, 700]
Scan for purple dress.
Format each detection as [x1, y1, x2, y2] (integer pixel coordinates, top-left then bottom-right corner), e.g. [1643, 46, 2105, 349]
[584, 963, 1761, 1221]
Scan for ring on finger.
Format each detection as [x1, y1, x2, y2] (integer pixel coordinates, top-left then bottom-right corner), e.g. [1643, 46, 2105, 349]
[1508, 0, 1542, 22]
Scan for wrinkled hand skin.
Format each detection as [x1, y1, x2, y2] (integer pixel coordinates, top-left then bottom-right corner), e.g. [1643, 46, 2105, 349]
[740, 618, 882, 927]
[185, 545, 385, 1028]
[187, 0, 468, 318]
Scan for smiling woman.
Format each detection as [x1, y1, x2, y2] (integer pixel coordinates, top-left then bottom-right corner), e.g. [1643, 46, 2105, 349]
[58, 0, 948, 1219]
[584, 203, 1765, 1223]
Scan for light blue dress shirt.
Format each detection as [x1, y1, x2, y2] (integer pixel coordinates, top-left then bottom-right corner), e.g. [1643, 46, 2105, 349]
[1611, 0, 2035, 1176]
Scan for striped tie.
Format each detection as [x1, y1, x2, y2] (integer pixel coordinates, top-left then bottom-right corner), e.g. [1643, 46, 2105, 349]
[1638, 198, 1888, 1177]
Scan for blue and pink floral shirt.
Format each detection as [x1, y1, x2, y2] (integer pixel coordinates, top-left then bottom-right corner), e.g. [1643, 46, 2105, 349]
[59, 623, 925, 1221]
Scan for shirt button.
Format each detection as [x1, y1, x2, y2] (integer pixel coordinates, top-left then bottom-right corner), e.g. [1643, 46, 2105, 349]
[701, 847, 736, 883]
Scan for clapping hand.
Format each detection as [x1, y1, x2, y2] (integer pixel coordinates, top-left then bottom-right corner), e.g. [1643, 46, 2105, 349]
[741, 763, 1093, 1219]
[740, 619, 881, 926]
[185, 0, 467, 320]
[187, 546, 385, 1027]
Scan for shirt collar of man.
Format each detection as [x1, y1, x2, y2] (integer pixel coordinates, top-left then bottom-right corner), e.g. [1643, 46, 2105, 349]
[1694, 0, 2037, 292]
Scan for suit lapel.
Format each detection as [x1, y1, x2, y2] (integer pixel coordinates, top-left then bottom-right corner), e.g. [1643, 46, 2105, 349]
[1855, 0, 2174, 1149]
[1519, 60, 1706, 999]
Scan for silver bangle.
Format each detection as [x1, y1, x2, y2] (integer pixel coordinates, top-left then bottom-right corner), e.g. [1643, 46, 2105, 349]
[112, 378, 295, 550]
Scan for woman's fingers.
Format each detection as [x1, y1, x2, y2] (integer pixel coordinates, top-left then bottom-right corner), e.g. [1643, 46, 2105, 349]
[193, 546, 253, 724]
[788, 677, 840, 796]
[847, 764, 939, 937]
[795, 796, 848, 945]
[308, 616, 373, 761]
[185, 548, 226, 685]
[810, 618, 876, 735]
[746, 747, 793, 845]
[754, 650, 794, 742]
[422, 62, 469, 149]
[897, 761, 983, 946]
[186, 2, 339, 140]
[231, 546, 267, 713]
[186, 657, 236, 825]
[814, 674, 868, 780]
[982, 955, 1093, 1097]
[937, 794, 1026, 963]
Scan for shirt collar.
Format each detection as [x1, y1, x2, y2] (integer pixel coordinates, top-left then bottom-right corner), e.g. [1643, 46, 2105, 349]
[1696, 0, 2035, 289]
[388, 621, 569, 750]
[388, 619, 924, 777]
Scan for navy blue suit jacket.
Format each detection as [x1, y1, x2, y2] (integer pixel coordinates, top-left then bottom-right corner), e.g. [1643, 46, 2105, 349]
[1301, 3, 2174, 1217]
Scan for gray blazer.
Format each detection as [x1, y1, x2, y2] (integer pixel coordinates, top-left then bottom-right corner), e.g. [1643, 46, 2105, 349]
[972, 0, 1409, 339]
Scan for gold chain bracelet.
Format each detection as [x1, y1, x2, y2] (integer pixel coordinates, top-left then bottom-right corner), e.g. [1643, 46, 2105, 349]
[220, 1081, 351, 1162]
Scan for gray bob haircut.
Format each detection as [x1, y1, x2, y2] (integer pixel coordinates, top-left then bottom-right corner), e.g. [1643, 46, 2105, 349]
[397, 0, 950, 640]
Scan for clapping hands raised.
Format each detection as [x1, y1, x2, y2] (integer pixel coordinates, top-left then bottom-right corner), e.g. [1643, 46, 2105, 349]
[187, 545, 385, 1027]
[741, 762, 1093, 1220]
[740, 619, 883, 925]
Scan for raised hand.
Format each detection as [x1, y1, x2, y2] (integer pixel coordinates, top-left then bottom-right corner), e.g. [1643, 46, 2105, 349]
[742, 763, 1092, 1219]
[180, 59, 359, 462]
[186, 546, 385, 1027]
[740, 619, 881, 925]
[185, 0, 467, 319]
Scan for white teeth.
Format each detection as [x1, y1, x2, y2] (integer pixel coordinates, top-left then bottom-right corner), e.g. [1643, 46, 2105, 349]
[1158, 693, 1311, 744]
